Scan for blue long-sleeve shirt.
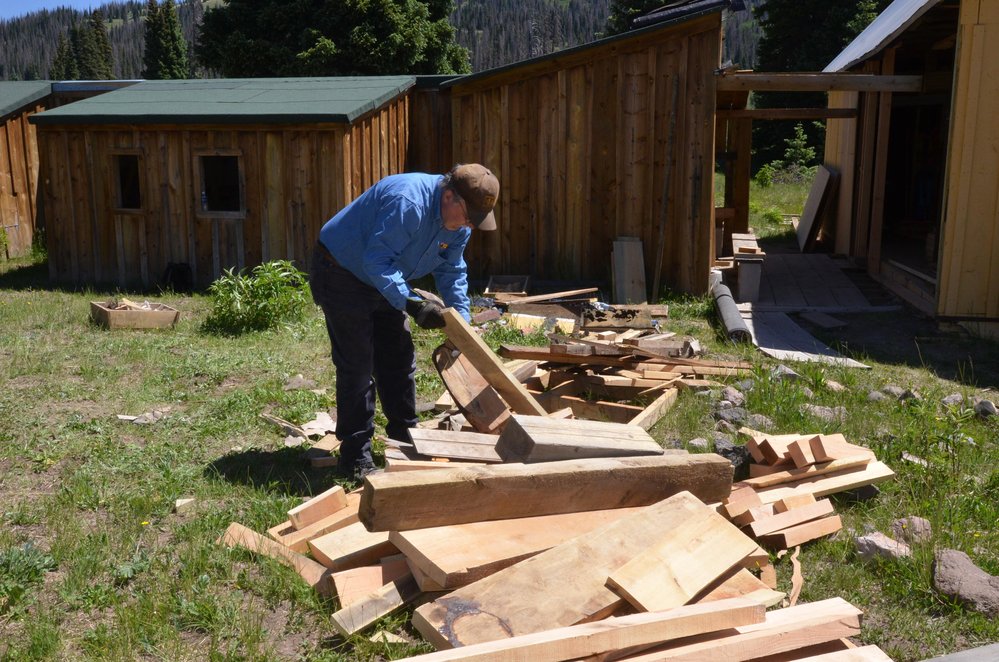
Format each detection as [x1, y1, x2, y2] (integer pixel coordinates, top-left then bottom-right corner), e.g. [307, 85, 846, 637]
[318, 173, 472, 320]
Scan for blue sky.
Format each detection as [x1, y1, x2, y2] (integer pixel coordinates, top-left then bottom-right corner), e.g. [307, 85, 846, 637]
[1, 1, 104, 21]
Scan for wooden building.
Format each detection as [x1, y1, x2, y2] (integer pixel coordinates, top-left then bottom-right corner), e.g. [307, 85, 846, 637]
[31, 77, 415, 288]
[435, 0, 727, 294]
[823, 0, 999, 337]
[0, 81, 50, 259]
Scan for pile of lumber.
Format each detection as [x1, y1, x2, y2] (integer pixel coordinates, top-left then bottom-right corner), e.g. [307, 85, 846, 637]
[719, 430, 895, 551]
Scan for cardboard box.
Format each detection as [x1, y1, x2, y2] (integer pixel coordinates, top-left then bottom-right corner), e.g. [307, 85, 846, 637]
[90, 301, 180, 329]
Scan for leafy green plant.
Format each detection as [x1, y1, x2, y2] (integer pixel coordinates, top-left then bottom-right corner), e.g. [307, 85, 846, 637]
[480, 322, 549, 351]
[202, 260, 311, 335]
[0, 227, 8, 259]
[0, 543, 57, 619]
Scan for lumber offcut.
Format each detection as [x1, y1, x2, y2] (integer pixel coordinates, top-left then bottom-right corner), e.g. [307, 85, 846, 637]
[495, 414, 664, 462]
[411, 491, 713, 649]
[359, 455, 733, 532]
[219, 522, 332, 595]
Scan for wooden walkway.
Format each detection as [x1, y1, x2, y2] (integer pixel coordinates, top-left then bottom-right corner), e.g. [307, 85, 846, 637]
[754, 254, 884, 311]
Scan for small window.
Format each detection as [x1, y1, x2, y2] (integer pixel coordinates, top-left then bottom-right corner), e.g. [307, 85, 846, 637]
[115, 154, 141, 209]
[199, 155, 243, 213]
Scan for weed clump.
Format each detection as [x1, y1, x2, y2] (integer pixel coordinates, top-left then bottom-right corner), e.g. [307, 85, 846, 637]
[202, 260, 311, 335]
[0, 543, 56, 619]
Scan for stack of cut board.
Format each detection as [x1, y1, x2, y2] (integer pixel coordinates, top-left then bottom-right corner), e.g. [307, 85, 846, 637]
[719, 430, 895, 551]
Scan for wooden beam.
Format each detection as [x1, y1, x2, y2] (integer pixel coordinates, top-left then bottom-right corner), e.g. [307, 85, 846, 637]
[716, 108, 858, 120]
[359, 454, 733, 532]
[398, 598, 763, 661]
[715, 72, 921, 92]
[407, 428, 503, 463]
[496, 414, 663, 463]
[442, 309, 548, 416]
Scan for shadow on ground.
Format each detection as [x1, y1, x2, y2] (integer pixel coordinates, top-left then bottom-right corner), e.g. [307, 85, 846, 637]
[205, 447, 351, 497]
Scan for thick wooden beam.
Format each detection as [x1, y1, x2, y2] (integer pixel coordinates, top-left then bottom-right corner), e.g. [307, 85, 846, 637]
[496, 414, 663, 463]
[359, 455, 733, 532]
[715, 72, 922, 92]
[442, 309, 548, 416]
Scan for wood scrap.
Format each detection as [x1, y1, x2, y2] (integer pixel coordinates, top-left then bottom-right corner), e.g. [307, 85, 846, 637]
[331, 572, 423, 636]
[268, 492, 362, 553]
[359, 454, 733, 532]
[288, 485, 348, 531]
[493, 287, 598, 305]
[308, 522, 398, 571]
[748, 499, 835, 537]
[628, 387, 679, 430]
[219, 522, 332, 596]
[406, 428, 503, 463]
[789, 545, 804, 607]
[759, 515, 843, 550]
[696, 568, 785, 608]
[433, 345, 511, 433]
[332, 555, 411, 608]
[495, 415, 663, 463]
[441, 309, 548, 416]
[750, 462, 894, 505]
[742, 456, 874, 489]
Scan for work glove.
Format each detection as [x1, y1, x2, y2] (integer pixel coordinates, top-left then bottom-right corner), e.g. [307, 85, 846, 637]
[405, 297, 446, 329]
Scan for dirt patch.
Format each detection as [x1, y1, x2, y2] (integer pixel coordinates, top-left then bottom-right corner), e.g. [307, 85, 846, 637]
[6, 374, 44, 390]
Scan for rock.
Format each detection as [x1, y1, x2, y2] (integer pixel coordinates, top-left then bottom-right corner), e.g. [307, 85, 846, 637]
[891, 516, 932, 544]
[867, 390, 887, 402]
[934, 549, 999, 618]
[801, 403, 847, 423]
[713, 436, 751, 480]
[825, 380, 846, 393]
[900, 389, 922, 402]
[974, 398, 997, 419]
[942, 393, 965, 407]
[174, 497, 196, 514]
[882, 384, 906, 398]
[746, 413, 774, 430]
[687, 437, 710, 451]
[735, 379, 755, 392]
[716, 399, 734, 411]
[772, 365, 800, 382]
[721, 386, 746, 407]
[695, 389, 718, 399]
[283, 374, 317, 391]
[663, 438, 684, 449]
[714, 419, 739, 434]
[801, 386, 815, 400]
[855, 532, 912, 560]
[714, 407, 747, 425]
[901, 451, 928, 467]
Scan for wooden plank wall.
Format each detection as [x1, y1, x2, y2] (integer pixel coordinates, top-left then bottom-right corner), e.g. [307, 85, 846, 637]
[0, 103, 43, 258]
[36, 95, 409, 289]
[938, 0, 999, 320]
[447, 15, 721, 295]
[407, 87, 453, 174]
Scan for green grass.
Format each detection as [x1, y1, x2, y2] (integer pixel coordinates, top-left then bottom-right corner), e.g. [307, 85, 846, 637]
[715, 170, 813, 241]
[1, 253, 998, 660]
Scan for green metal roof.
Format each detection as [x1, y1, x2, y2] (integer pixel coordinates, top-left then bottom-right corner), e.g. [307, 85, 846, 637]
[0, 81, 52, 118]
[31, 77, 416, 126]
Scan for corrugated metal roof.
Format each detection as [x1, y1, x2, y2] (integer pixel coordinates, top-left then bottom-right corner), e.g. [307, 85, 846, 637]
[825, 0, 944, 72]
[30, 76, 416, 126]
[0, 81, 52, 118]
[444, 0, 726, 91]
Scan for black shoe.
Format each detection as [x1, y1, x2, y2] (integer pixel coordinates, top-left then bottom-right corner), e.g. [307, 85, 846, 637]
[354, 462, 379, 481]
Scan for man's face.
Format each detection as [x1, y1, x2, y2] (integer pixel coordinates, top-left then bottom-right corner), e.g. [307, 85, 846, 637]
[441, 188, 473, 231]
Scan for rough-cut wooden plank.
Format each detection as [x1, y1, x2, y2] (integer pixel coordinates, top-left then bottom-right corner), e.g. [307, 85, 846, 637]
[359, 454, 733, 532]
[407, 428, 503, 463]
[788, 436, 819, 468]
[611, 597, 862, 661]
[433, 344, 511, 433]
[308, 522, 397, 571]
[773, 493, 818, 514]
[332, 555, 411, 608]
[628, 387, 679, 430]
[288, 485, 348, 530]
[391, 508, 640, 590]
[607, 502, 760, 611]
[749, 499, 836, 537]
[695, 568, 785, 608]
[442, 309, 548, 416]
[743, 432, 802, 464]
[385, 457, 487, 472]
[331, 572, 422, 636]
[753, 462, 894, 504]
[411, 492, 714, 649]
[496, 415, 663, 463]
[397, 597, 763, 661]
[219, 522, 332, 595]
[808, 434, 876, 463]
[742, 456, 873, 489]
[759, 515, 843, 549]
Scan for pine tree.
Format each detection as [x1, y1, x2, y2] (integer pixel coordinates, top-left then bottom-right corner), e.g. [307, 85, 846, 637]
[88, 10, 115, 79]
[49, 33, 79, 80]
[143, 0, 189, 79]
[604, 0, 664, 36]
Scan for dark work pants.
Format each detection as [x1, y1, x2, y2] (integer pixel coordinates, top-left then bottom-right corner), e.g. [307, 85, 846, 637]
[309, 244, 418, 470]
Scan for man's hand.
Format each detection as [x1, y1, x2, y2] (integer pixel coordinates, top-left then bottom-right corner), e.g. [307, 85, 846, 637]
[405, 297, 446, 329]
